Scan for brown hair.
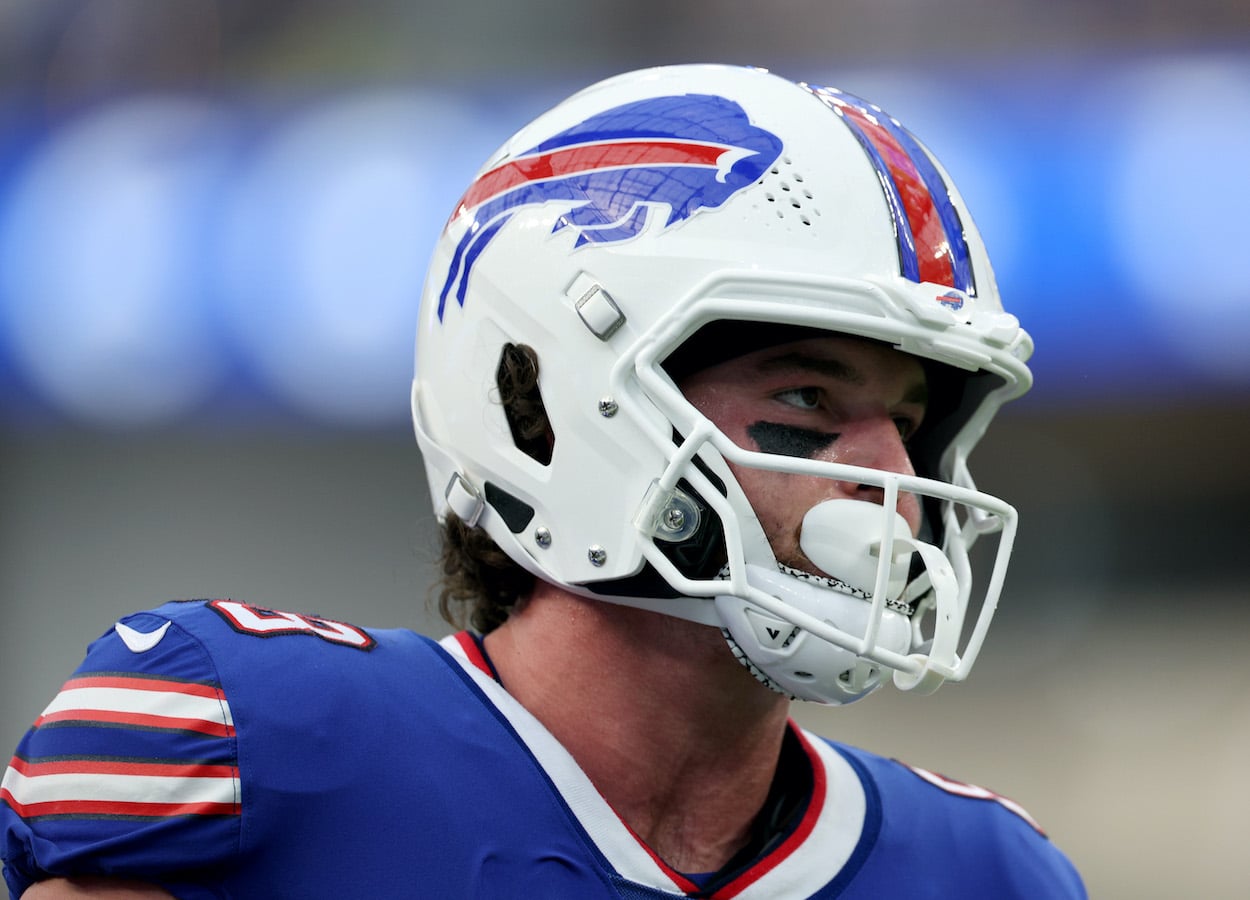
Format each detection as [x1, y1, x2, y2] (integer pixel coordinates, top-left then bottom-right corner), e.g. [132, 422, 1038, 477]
[433, 343, 547, 633]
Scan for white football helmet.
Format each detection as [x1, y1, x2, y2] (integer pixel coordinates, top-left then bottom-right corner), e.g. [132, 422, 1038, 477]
[412, 64, 1033, 704]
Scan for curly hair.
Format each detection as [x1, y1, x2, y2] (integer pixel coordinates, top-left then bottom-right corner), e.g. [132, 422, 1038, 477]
[433, 343, 548, 633]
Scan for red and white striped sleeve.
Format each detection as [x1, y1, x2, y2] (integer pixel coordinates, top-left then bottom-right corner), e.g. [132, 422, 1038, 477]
[2, 606, 242, 894]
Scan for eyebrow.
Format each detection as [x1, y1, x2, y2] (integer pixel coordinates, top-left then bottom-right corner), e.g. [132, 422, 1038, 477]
[755, 351, 929, 405]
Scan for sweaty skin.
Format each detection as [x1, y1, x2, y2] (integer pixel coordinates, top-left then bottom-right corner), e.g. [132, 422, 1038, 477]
[745, 421, 837, 459]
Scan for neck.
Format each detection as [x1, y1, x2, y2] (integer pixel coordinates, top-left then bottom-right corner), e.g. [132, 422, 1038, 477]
[483, 584, 792, 874]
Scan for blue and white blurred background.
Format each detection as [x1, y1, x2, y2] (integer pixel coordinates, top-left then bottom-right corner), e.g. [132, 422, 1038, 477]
[2, 2, 1248, 896]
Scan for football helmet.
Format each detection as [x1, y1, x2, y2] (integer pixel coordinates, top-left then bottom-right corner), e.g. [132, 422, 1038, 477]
[412, 64, 1033, 704]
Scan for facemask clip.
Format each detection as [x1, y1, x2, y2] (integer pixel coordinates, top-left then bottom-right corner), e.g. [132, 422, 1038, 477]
[634, 480, 703, 542]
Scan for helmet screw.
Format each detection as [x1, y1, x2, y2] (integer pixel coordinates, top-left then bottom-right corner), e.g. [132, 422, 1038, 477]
[534, 526, 552, 548]
[587, 545, 607, 566]
[598, 397, 618, 417]
[663, 507, 686, 532]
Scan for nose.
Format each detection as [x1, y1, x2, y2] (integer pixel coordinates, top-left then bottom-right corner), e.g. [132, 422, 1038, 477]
[816, 415, 921, 532]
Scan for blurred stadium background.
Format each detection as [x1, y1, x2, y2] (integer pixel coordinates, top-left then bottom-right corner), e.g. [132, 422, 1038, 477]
[2, 1, 1248, 896]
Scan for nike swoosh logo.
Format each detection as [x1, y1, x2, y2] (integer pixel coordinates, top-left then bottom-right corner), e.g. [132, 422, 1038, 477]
[115, 620, 172, 653]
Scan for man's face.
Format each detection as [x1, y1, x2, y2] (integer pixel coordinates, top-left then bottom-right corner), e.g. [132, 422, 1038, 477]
[678, 333, 927, 577]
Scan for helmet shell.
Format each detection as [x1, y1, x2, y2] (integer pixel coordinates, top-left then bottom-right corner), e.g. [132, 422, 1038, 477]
[413, 64, 1033, 701]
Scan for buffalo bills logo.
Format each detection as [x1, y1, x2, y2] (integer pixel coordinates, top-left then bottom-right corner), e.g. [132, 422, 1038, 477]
[436, 94, 784, 319]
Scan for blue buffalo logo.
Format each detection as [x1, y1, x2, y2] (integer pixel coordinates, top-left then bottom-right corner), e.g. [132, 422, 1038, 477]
[436, 94, 784, 319]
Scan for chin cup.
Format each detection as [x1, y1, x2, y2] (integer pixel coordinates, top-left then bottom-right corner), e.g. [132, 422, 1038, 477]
[715, 499, 947, 705]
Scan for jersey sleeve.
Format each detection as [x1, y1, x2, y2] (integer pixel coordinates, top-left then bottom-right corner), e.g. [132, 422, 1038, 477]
[2, 605, 240, 899]
[889, 759, 1087, 899]
[822, 740, 1087, 900]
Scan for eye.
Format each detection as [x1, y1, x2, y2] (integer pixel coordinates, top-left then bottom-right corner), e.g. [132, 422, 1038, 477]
[894, 416, 919, 442]
[774, 386, 822, 410]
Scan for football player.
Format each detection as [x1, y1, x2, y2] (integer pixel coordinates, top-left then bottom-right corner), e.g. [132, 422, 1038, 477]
[3, 64, 1085, 897]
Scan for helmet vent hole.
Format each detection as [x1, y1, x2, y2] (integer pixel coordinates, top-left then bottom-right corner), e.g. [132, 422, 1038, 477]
[756, 158, 818, 227]
[496, 342, 554, 466]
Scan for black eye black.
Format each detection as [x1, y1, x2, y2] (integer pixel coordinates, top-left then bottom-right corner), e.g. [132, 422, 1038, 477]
[747, 421, 837, 458]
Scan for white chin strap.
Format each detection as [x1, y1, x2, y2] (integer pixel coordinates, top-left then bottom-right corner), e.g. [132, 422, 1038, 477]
[715, 498, 959, 705]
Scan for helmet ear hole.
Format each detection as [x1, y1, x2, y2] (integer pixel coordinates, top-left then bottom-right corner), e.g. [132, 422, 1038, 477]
[496, 343, 554, 466]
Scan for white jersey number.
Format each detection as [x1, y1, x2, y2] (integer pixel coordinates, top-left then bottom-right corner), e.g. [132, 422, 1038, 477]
[209, 600, 376, 651]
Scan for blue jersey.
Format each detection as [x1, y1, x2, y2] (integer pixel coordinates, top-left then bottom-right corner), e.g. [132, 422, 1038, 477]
[3, 600, 1085, 899]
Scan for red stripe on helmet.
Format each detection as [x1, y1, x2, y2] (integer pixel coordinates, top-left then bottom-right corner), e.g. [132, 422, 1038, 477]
[836, 104, 956, 288]
[454, 140, 732, 219]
